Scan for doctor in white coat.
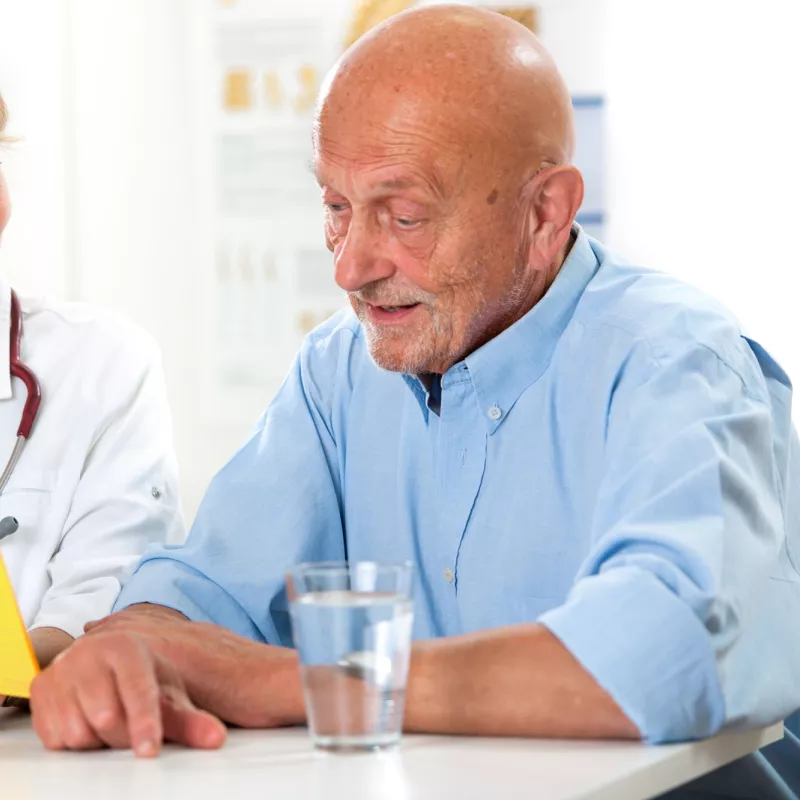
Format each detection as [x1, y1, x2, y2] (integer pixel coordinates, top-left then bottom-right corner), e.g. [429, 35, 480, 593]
[0, 93, 184, 695]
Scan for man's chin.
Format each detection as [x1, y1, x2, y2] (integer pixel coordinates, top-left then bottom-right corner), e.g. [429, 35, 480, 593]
[368, 351, 422, 374]
[366, 341, 431, 374]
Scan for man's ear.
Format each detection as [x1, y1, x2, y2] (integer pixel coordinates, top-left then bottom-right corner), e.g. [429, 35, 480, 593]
[522, 165, 584, 272]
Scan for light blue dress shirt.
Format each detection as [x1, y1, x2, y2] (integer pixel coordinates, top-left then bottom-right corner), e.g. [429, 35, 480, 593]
[117, 229, 800, 797]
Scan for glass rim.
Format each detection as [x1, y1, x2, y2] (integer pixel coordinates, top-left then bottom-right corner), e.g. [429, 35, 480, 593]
[287, 560, 413, 577]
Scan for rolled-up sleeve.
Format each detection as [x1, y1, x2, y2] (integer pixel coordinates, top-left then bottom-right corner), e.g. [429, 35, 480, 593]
[540, 338, 787, 743]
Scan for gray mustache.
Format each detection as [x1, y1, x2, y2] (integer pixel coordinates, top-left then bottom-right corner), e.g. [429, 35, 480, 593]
[350, 290, 434, 306]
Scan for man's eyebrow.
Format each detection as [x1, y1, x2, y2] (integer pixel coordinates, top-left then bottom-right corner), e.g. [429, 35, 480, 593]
[374, 178, 417, 191]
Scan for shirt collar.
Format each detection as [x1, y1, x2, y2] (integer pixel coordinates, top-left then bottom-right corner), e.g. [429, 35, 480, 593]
[465, 226, 600, 433]
[403, 226, 600, 432]
[0, 276, 11, 401]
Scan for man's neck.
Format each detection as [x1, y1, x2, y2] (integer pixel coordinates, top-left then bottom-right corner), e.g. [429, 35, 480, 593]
[423, 227, 579, 376]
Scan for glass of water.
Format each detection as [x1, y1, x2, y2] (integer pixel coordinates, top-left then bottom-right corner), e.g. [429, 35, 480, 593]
[287, 561, 414, 751]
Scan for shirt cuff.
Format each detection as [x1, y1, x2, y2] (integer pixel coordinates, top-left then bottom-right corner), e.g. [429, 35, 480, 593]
[538, 565, 726, 743]
[114, 557, 263, 641]
[29, 614, 95, 642]
[31, 582, 120, 640]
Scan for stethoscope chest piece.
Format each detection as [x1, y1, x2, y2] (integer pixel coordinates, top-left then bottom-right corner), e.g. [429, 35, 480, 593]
[0, 515, 19, 542]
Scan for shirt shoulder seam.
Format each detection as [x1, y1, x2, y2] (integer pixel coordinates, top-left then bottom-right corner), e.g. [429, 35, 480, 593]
[573, 318, 764, 404]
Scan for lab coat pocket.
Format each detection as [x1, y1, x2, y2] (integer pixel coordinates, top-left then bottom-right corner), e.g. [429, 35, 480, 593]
[1, 462, 55, 507]
[0, 468, 57, 625]
[0, 468, 56, 559]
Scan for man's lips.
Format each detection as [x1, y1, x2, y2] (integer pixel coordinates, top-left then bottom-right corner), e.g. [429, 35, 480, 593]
[363, 301, 422, 324]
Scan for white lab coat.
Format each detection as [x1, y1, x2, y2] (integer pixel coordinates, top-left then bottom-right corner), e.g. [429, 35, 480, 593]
[0, 278, 184, 639]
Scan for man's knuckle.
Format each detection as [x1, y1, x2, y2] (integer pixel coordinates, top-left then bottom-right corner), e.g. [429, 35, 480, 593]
[70, 734, 96, 750]
[31, 713, 57, 747]
[62, 725, 93, 750]
[129, 681, 160, 710]
[39, 734, 63, 751]
[89, 707, 120, 733]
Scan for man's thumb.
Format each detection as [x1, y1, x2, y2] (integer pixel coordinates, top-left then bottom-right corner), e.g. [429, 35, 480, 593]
[161, 695, 227, 750]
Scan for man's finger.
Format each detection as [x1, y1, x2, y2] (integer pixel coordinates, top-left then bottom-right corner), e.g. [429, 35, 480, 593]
[30, 673, 65, 751]
[155, 656, 226, 750]
[44, 676, 104, 752]
[107, 641, 164, 757]
[160, 687, 227, 750]
[74, 661, 130, 750]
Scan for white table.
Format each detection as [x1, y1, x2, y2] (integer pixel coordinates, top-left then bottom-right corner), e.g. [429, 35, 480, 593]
[0, 710, 781, 800]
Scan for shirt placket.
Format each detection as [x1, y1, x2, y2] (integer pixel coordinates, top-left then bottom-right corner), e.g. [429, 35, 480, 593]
[436, 369, 488, 634]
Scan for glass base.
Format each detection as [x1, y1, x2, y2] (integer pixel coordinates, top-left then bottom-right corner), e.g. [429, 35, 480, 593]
[312, 732, 401, 752]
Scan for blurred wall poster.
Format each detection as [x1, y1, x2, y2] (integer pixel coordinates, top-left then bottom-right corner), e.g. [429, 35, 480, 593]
[210, 0, 348, 387]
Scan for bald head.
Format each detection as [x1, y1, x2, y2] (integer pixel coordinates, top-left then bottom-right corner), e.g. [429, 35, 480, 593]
[317, 5, 575, 169]
[313, 5, 583, 375]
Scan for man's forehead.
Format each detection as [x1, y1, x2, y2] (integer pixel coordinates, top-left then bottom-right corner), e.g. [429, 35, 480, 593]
[315, 86, 466, 171]
[313, 150, 450, 200]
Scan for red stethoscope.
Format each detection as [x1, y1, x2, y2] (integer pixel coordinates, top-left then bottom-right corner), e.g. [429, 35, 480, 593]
[0, 290, 42, 499]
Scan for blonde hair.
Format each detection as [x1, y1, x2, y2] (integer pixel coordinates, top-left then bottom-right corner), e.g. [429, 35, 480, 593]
[0, 93, 9, 143]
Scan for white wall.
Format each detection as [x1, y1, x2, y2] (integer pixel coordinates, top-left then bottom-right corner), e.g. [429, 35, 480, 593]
[64, 0, 208, 517]
[527, 0, 607, 96]
[604, 0, 800, 384]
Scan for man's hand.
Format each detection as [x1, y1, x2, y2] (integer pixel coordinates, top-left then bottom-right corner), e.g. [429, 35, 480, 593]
[29, 605, 306, 755]
[84, 606, 305, 728]
[30, 631, 225, 756]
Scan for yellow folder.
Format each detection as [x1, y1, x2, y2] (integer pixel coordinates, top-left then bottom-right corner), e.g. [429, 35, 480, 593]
[0, 553, 39, 698]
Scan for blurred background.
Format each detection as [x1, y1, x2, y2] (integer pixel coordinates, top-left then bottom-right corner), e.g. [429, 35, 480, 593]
[0, 0, 798, 523]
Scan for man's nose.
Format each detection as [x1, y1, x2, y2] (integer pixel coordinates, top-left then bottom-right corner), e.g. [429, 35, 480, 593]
[334, 214, 395, 293]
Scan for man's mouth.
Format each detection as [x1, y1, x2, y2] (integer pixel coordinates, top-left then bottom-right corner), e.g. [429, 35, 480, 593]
[364, 302, 422, 324]
[376, 303, 419, 312]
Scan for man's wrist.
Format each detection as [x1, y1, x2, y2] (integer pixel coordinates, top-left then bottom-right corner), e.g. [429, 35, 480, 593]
[403, 640, 442, 732]
[84, 603, 189, 636]
[124, 603, 189, 621]
[261, 647, 305, 726]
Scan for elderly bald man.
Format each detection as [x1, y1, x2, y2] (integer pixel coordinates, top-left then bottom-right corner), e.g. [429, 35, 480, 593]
[30, 6, 799, 795]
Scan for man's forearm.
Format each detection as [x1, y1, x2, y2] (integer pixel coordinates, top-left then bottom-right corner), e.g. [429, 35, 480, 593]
[86, 606, 639, 739]
[404, 623, 640, 739]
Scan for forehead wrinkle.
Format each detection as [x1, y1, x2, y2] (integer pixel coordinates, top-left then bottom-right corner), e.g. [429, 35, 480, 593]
[319, 89, 532, 201]
[316, 132, 456, 202]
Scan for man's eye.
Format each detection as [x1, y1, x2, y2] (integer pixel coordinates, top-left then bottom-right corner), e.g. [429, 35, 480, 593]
[396, 218, 420, 229]
[326, 203, 348, 213]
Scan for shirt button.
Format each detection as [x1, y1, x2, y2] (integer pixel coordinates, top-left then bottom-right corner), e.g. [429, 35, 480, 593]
[443, 567, 454, 583]
[151, 487, 162, 499]
[487, 406, 502, 420]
